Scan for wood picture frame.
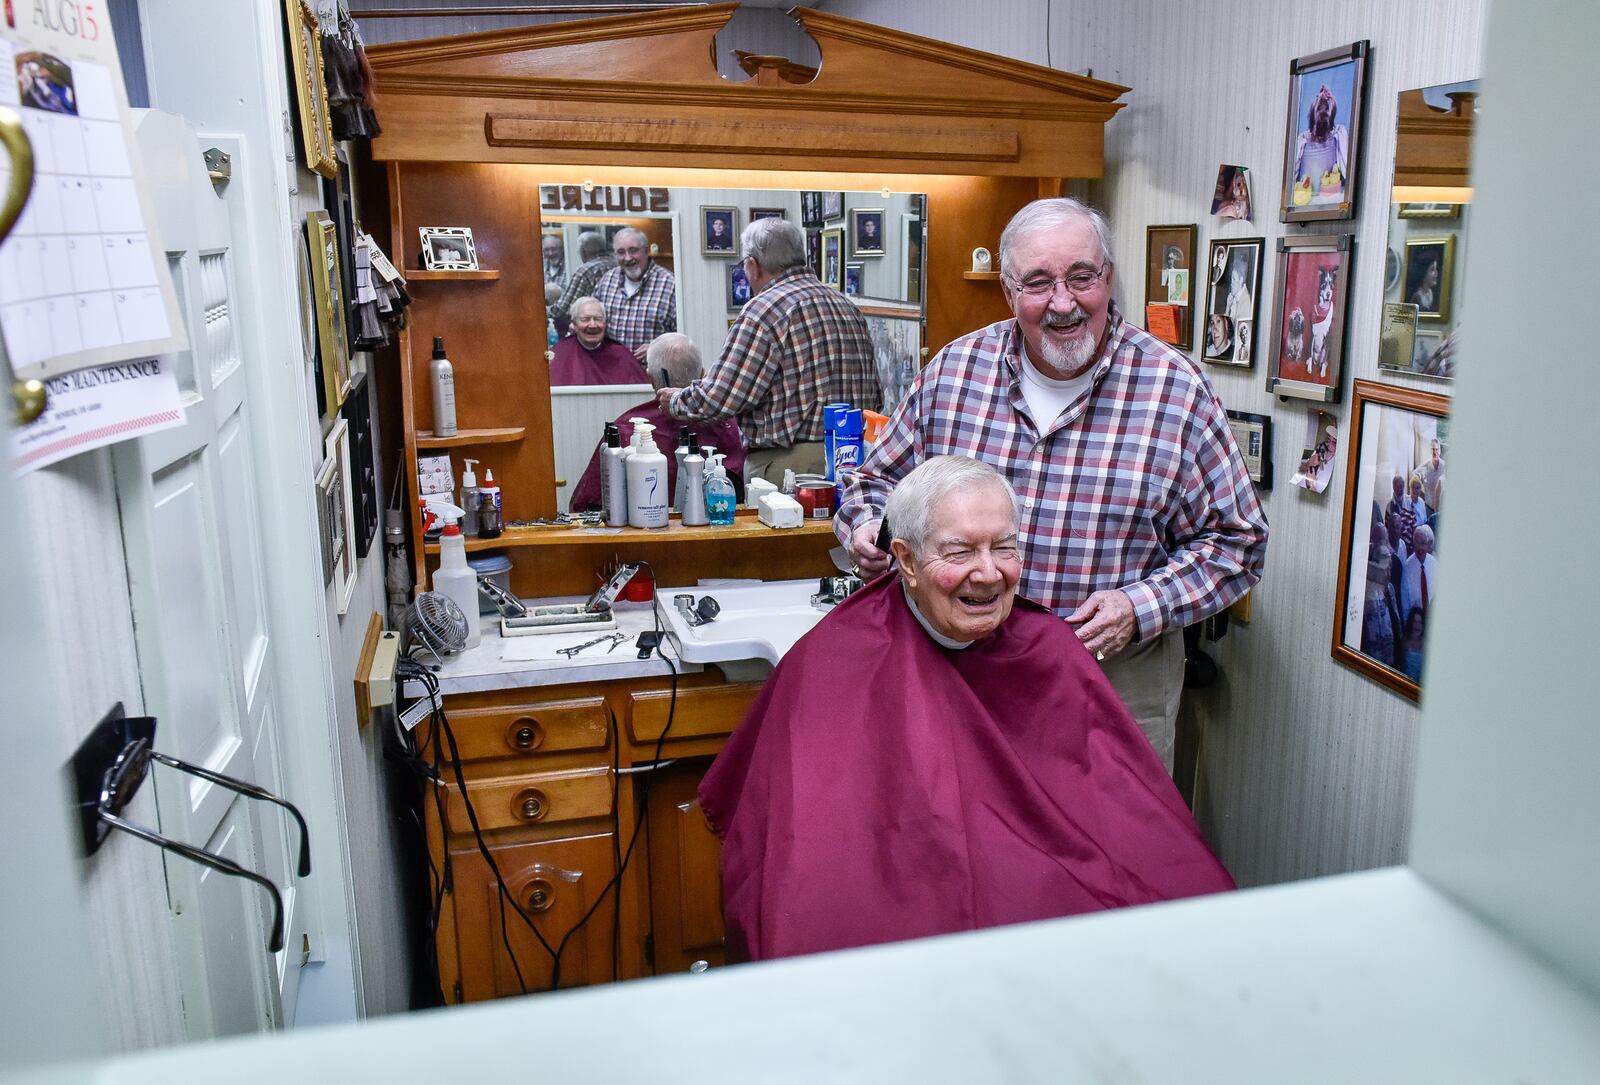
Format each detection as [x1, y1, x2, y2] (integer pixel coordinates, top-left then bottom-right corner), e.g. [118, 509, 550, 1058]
[308, 210, 351, 415]
[284, 0, 337, 179]
[701, 205, 737, 255]
[850, 207, 886, 256]
[325, 417, 358, 616]
[1267, 232, 1354, 403]
[1144, 223, 1197, 351]
[1226, 409, 1274, 490]
[1402, 235, 1455, 323]
[418, 226, 478, 270]
[1397, 202, 1460, 220]
[1202, 237, 1264, 367]
[1280, 40, 1370, 223]
[1332, 379, 1450, 702]
[749, 207, 786, 221]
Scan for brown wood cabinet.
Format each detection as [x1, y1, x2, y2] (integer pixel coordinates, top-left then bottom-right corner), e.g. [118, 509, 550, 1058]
[421, 668, 757, 1002]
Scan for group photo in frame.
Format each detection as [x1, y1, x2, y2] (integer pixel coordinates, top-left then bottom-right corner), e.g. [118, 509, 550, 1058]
[418, 226, 478, 270]
[821, 191, 845, 222]
[1144, 224, 1197, 351]
[850, 208, 886, 256]
[1280, 40, 1370, 223]
[1402, 235, 1455, 322]
[1202, 237, 1264, 367]
[702, 205, 737, 254]
[308, 211, 351, 414]
[1332, 379, 1450, 702]
[1267, 233, 1354, 402]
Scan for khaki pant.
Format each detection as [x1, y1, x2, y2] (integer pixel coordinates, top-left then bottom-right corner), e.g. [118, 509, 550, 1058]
[1096, 629, 1184, 772]
[743, 441, 827, 483]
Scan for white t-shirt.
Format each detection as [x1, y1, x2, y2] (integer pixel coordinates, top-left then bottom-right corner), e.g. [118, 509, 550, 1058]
[1017, 346, 1097, 432]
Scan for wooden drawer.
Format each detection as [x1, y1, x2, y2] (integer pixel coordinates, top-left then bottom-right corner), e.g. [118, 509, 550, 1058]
[444, 766, 613, 833]
[625, 682, 760, 745]
[441, 696, 610, 764]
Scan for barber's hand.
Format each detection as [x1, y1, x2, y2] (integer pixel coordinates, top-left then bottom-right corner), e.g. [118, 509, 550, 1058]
[848, 519, 890, 579]
[656, 387, 677, 412]
[633, 343, 650, 362]
[1065, 590, 1137, 659]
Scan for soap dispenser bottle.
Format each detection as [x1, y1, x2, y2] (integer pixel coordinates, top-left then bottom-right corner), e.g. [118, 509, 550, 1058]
[431, 512, 481, 649]
[672, 426, 694, 514]
[458, 458, 481, 537]
[680, 446, 708, 527]
[705, 453, 736, 526]
[625, 418, 668, 528]
[429, 336, 457, 437]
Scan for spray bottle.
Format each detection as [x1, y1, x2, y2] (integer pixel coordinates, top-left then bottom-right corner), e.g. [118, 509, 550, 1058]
[458, 458, 481, 537]
[625, 418, 668, 528]
[833, 408, 864, 504]
[680, 446, 708, 526]
[427, 501, 481, 649]
[429, 336, 457, 437]
[601, 422, 629, 526]
[705, 452, 736, 526]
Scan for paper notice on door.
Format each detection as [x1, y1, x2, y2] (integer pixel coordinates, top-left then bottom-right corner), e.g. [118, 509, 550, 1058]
[12, 355, 183, 474]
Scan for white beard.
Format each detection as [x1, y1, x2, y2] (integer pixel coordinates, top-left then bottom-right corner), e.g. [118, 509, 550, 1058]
[1037, 324, 1099, 376]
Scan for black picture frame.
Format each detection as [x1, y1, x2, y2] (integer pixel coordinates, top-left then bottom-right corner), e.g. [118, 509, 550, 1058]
[1226, 409, 1274, 490]
[1202, 237, 1264, 367]
[800, 191, 824, 228]
[1280, 39, 1370, 224]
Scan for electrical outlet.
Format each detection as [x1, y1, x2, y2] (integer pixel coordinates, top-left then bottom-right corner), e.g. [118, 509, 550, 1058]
[368, 631, 400, 708]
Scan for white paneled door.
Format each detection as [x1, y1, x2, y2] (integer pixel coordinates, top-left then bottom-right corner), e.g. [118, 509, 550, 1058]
[113, 111, 309, 1039]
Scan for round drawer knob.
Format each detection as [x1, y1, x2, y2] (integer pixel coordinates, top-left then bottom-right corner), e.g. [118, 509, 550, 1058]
[509, 717, 543, 751]
[525, 879, 555, 913]
[515, 787, 548, 822]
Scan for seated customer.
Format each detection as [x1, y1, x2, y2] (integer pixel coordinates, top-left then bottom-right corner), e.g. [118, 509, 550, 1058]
[568, 333, 746, 513]
[699, 456, 1234, 961]
[549, 296, 650, 386]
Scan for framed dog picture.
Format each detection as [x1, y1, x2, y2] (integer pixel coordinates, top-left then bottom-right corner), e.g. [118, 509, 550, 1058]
[1144, 224, 1197, 351]
[419, 226, 478, 270]
[1202, 237, 1264, 367]
[1280, 40, 1370, 223]
[850, 208, 886, 256]
[1267, 233, 1354, 403]
[1402, 235, 1455, 323]
[1332, 379, 1450, 702]
[702, 205, 738, 255]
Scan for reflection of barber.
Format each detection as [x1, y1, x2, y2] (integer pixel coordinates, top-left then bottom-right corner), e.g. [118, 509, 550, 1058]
[594, 228, 677, 359]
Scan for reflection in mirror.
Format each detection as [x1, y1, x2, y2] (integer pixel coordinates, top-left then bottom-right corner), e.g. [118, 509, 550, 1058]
[1379, 79, 1478, 381]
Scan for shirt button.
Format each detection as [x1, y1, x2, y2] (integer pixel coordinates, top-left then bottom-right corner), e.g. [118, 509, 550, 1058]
[1025, 498, 1035, 509]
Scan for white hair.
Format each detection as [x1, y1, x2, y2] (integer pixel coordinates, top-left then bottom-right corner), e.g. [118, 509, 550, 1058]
[645, 333, 702, 387]
[998, 197, 1115, 278]
[577, 231, 608, 259]
[741, 217, 807, 275]
[612, 227, 648, 251]
[883, 456, 1019, 559]
[571, 295, 605, 320]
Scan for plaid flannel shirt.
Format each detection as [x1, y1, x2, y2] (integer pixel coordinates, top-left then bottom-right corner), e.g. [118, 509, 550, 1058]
[836, 306, 1268, 640]
[668, 269, 877, 448]
[548, 255, 614, 323]
[593, 262, 677, 352]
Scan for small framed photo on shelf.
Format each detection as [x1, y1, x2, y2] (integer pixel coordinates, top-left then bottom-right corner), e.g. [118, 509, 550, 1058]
[1226, 409, 1274, 490]
[728, 261, 752, 309]
[1332, 379, 1451, 703]
[1202, 237, 1264, 367]
[844, 263, 863, 296]
[821, 191, 844, 222]
[1144, 223, 1197, 351]
[850, 208, 886, 256]
[1267, 232, 1354, 403]
[1280, 39, 1370, 223]
[418, 226, 478, 270]
[750, 207, 786, 222]
[702, 205, 738, 255]
[821, 227, 845, 292]
[1402, 235, 1455, 323]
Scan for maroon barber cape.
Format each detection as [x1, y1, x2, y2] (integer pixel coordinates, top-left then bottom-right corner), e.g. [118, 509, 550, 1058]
[698, 573, 1235, 961]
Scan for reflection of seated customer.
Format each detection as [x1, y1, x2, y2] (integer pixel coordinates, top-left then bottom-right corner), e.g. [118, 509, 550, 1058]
[699, 456, 1234, 962]
[568, 333, 746, 513]
[549, 297, 650, 387]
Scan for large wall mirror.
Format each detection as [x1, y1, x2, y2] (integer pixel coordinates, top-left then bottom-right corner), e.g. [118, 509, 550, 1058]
[1378, 79, 1478, 380]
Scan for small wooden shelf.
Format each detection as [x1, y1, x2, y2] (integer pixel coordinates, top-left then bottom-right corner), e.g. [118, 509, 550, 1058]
[424, 513, 836, 554]
[961, 270, 1002, 281]
[416, 426, 527, 448]
[406, 268, 502, 281]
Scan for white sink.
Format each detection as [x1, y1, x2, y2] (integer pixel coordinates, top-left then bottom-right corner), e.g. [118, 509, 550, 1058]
[655, 579, 829, 680]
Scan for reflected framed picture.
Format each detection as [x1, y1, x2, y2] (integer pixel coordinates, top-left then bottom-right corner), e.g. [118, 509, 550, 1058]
[1397, 202, 1461, 220]
[309, 211, 351, 414]
[1280, 40, 1369, 223]
[750, 207, 786, 222]
[1379, 302, 1419, 374]
[1145, 223, 1197, 350]
[1226, 409, 1273, 490]
[1202, 237, 1263, 367]
[850, 208, 886, 256]
[822, 191, 844, 222]
[702, 205, 737, 255]
[806, 229, 823, 279]
[901, 213, 923, 304]
[418, 226, 478, 270]
[728, 262, 752, 309]
[1332, 379, 1450, 702]
[821, 227, 845, 292]
[1402, 235, 1455, 322]
[324, 417, 358, 615]
[1267, 232, 1354, 403]
[800, 192, 823, 228]
[844, 263, 863, 296]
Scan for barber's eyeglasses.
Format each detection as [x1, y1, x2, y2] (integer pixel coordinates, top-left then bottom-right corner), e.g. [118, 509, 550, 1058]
[1008, 263, 1108, 297]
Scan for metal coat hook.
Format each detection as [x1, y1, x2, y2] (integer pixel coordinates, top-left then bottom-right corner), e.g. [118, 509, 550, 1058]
[71, 705, 311, 955]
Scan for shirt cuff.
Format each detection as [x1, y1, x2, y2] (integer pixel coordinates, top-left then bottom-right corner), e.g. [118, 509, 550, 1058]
[1120, 582, 1164, 643]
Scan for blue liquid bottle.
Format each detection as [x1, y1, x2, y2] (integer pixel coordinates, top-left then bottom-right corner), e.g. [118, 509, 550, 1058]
[705, 452, 736, 526]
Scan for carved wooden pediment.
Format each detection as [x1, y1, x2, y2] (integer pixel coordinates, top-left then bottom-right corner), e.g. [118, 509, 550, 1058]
[367, 3, 1128, 177]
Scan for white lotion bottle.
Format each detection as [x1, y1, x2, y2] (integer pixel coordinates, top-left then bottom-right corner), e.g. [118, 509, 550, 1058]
[625, 418, 668, 529]
[431, 513, 481, 649]
[601, 421, 628, 526]
[458, 457, 480, 537]
[680, 447, 708, 526]
[429, 336, 457, 437]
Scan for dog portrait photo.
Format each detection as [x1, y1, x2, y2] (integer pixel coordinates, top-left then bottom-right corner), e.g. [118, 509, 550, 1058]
[1269, 234, 1354, 402]
[1280, 42, 1369, 223]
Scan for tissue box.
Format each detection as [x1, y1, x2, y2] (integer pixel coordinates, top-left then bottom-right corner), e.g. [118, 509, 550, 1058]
[757, 492, 804, 529]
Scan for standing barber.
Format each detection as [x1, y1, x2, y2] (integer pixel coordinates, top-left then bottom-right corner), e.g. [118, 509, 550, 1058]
[593, 227, 677, 359]
[837, 197, 1267, 769]
[659, 217, 876, 481]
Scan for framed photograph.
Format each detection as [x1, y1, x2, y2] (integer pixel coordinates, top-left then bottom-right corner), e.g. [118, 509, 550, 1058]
[1226, 409, 1274, 490]
[314, 454, 337, 586]
[1397, 202, 1461, 220]
[1332, 379, 1451, 702]
[308, 211, 351, 415]
[324, 417, 358, 614]
[1402, 235, 1455, 323]
[283, 0, 337, 179]
[850, 208, 886, 256]
[750, 207, 786, 222]
[863, 310, 922, 415]
[419, 226, 478, 270]
[321, 159, 362, 352]
[728, 262, 752, 309]
[821, 191, 845, 222]
[800, 192, 823, 229]
[844, 263, 863, 296]
[1379, 302, 1420, 374]
[806, 229, 823, 279]
[1413, 329, 1445, 372]
[1384, 246, 1401, 294]
[821, 227, 845, 292]
[1267, 232, 1354, 403]
[1202, 237, 1263, 367]
[701, 205, 738, 255]
[1144, 224, 1197, 351]
[1280, 40, 1370, 223]
[901, 213, 924, 305]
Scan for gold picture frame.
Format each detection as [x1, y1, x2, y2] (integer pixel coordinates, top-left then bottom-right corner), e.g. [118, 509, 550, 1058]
[284, 0, 337, 179]
[308, 210, 351, 414]
[1402, 235, 1456, 324]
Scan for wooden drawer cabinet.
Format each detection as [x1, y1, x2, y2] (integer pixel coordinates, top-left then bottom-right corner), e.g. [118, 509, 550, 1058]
[442, 696, 610, 763]
[443, 766, 613, 833]
[626, 682, 759, 744]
